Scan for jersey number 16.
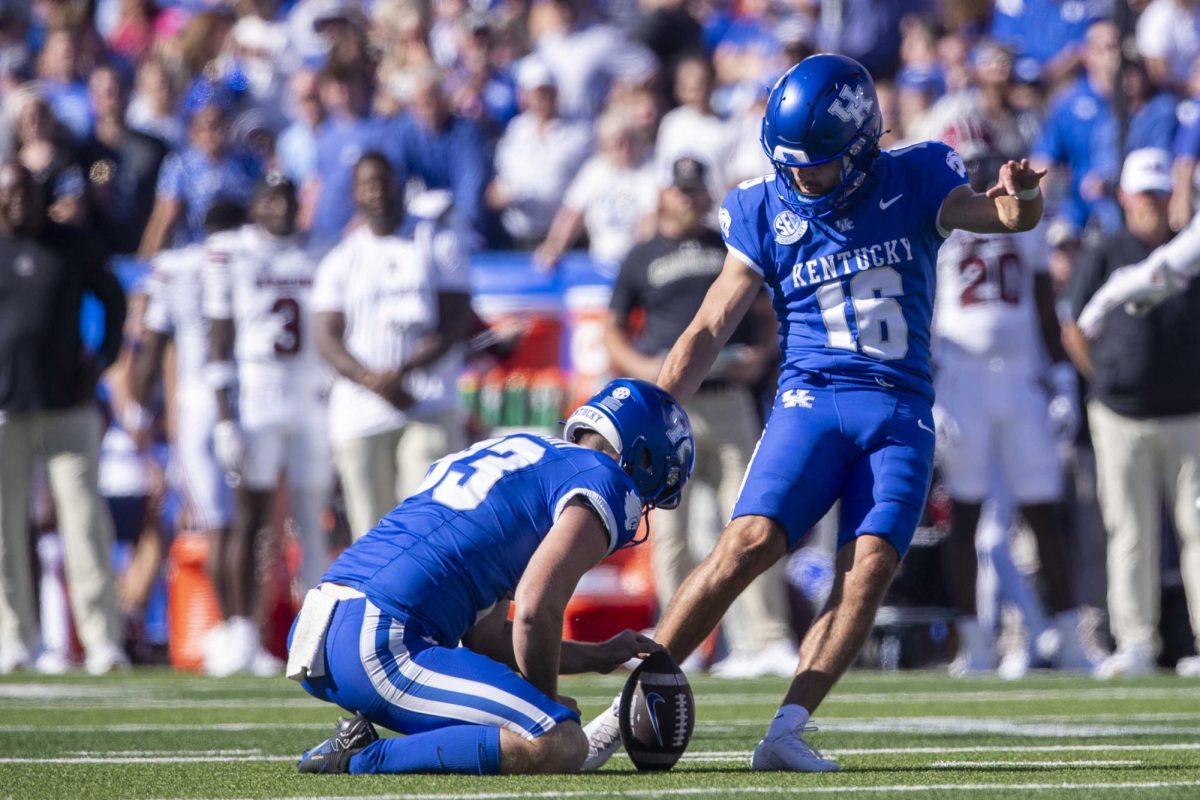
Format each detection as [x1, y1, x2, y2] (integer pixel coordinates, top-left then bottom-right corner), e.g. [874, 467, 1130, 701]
[816, 266, 909, 360]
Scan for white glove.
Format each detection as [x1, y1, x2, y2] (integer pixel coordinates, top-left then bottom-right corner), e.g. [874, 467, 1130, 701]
[1077, 258, 1176, 338]
[1046, 362, 1079, 443]
[212, 419, 244, 476]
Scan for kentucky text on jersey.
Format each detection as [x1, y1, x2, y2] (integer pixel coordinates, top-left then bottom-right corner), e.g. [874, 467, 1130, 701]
[720, 140, 968, 400]
[791, 237, 915, 288]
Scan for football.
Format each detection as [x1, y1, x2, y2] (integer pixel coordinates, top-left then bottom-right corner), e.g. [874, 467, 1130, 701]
[617, 650, 695, 771]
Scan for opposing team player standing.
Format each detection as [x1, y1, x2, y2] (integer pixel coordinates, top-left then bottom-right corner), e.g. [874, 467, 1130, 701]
[932, 118, 1095, 677]
[286, 379, 694, 775]
[584, 53, 1048, 772]
[203, 174, 332, 676]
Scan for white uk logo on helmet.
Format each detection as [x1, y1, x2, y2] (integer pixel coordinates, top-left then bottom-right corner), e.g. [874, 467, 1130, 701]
[612, 387, 631, 400]
[828, 84, 874, 127]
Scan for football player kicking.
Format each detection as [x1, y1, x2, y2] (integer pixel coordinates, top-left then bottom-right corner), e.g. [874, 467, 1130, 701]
[584, 54, 1046, 773]
[287, 379, 694, 775]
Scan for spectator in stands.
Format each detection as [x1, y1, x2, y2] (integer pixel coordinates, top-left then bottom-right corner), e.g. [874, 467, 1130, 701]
[79, 63, 168, 255]
[534, 109, 657, 271]
[1169, 59, 1200, 231]
[106, 0, 157, 64]
[1032, 20, 1120, 229]
[918, 42, 1039, 159]
[655, 54, 733, 200]
[1086, 58, 1180, 232]
[127, 58, 183, 150]
[604, 156, 792, 677]
[313, 154, 472, 540]
[382, 66, 489, 242]
[631, 0, 705, 74]
[305, 62, 383, 251]
[276, 69, 323, 185]
[0, 161, 128, 676]
[816, 0, 933, 79]
[990, 0, 1109, 87]
[444, 14, 519, 140]
[532, 0, 658, 120]
[487, 57, 591, 249]
[37, 27, 92, 140]
[138, 85, 258, 258]
[7, 87, 85, 226]
[1062, 149, 1200, 679]
[1136, 0, 1200, 93]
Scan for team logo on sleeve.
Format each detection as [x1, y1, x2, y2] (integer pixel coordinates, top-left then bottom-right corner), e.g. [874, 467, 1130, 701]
[772, 211, 807, 245]
[719, 207, 731, 238]
[946, 150, 967, 178]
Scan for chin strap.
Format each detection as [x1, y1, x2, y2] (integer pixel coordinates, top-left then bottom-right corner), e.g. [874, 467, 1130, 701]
[617, 503, 654, 550]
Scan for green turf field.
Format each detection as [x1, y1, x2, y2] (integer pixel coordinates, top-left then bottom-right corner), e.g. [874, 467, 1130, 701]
[2, 669, 1199, 799]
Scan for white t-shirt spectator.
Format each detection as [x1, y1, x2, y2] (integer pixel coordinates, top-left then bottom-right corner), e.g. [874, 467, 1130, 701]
[1137, 0, 1200, 87]
[494, 112, 593, 241]
[654, 106, 734, 199]
[311, 220, 470, 445]
[536, 23, 657, 119]
[562, 156, 658, 268]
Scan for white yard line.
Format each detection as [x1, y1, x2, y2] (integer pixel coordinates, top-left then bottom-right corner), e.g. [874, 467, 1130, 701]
[930, 760, 1143, 768]
[163, 781, 1200, 800]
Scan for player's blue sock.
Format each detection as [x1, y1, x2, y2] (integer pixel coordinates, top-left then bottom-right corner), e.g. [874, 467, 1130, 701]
[348, 725, 502, 775]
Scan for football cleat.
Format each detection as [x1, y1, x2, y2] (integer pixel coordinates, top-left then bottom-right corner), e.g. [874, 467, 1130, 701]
[751, 725, 839, 772]
[582, 696, 623, 771]
[297, 712, 379, 774]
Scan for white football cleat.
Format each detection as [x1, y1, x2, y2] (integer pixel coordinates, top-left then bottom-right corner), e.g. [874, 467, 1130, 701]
[948, 617, 996, 677]
[582, 696, 622, 771]
[1176, 656, 1200, 678]
[751, 725, 839, 772]
[1093, 646, 1156, 679]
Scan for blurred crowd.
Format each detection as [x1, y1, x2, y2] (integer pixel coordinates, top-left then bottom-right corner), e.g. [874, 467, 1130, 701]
[1, 0, 1199, 679]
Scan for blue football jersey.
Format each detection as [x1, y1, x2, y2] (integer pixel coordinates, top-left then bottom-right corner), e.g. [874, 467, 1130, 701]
[321, 433, 643, 646]
[720, 141, 968, 401]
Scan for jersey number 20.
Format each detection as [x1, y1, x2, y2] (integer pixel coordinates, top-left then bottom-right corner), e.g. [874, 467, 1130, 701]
[419, 436, 548, 510]
[816, 266, 909, 360]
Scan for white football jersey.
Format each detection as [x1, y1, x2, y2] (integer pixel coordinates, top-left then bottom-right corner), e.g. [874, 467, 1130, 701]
[142, 244, 210, 387]
[203, 225, 327, 393]
[934, 228, 1046, 363]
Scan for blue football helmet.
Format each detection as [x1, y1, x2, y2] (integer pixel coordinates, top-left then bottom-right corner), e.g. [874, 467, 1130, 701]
[563, 379, 695, 510]
[761, 54, 884, 219]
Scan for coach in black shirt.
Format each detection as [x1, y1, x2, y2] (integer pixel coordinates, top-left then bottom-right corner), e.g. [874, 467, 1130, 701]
[0, 161, 129, 675]
[1063, 148, 1200, 680]
[604, 156, 794, 677]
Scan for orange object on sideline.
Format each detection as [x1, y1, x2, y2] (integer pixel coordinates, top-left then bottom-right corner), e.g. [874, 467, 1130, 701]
[165, 532, 222, 671]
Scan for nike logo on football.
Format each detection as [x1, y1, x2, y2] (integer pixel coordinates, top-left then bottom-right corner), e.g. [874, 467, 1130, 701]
[917, 419, 935, 435]
[646, 692, 666, 746]
[879, 194, 903, 210]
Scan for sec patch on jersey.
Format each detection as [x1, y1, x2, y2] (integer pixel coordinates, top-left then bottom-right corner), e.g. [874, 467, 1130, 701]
[618, 650, 695, 771]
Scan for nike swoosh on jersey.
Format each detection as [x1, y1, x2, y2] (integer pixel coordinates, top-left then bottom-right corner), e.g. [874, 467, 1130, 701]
[917, 419, 935, 435]
[879, 194, 904, 210]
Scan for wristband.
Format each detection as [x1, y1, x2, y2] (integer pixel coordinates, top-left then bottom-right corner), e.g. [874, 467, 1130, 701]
[1014, 186, 1041, 201]
[205, 360, 237, 391]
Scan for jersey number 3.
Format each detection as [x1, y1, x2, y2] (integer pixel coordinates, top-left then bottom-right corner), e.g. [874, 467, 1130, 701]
[419, 436, 548, 510]
[816, 266, 909, 360]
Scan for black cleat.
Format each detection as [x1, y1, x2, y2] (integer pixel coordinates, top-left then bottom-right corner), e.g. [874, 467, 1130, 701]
[297, 712, 380, 774]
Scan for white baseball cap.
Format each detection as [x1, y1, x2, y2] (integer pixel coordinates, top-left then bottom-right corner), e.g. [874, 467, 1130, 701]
[1120, 147, 1172, 195]
[516, 58, 556, 91]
